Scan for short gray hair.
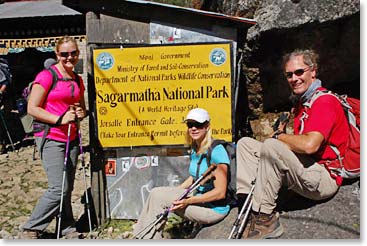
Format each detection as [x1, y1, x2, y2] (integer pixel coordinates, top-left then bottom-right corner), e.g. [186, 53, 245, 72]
[282, 49, 319, 72]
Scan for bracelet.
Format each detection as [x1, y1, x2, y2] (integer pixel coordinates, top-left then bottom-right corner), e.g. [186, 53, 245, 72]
[55, 115, 63, 126]
[272, 130, 285, 139]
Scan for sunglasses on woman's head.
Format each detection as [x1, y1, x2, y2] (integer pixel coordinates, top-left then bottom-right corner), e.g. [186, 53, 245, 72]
[285, 66, 311, 79]
[186, 121, 207, 129]
[59, 50, 78, 58]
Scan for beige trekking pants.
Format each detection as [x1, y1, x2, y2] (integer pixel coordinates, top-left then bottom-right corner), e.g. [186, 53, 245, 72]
[133, 186, 226, 239]
[236, 137, 339, 214]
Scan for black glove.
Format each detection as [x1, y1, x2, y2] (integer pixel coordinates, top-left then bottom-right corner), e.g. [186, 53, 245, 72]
[272, 112, 290, 131]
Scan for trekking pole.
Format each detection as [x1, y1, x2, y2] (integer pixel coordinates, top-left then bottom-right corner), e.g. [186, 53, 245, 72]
[0, 109, 16, 152]
[228, 180, 256, 239]
[77, 118, 93, 234]
[56, 123, 72, 239]
[133, 164, 217, 239]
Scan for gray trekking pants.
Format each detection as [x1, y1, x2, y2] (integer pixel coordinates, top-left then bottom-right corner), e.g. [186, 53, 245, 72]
[133, 186, 226, 239]
[236, 137, 339, 214]
[22, 137, 79, 232]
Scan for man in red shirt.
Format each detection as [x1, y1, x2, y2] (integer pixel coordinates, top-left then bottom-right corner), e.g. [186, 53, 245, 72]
[236, 49, 348, 239]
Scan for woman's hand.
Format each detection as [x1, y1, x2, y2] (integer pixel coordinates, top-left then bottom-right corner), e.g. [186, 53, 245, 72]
[60, 106, 77, 124]
[170, 198, 191, 211]
[74, 102, 86, 120]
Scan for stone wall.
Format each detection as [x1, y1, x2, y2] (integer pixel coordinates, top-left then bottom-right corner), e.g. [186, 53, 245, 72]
[188, 0, 360, 137]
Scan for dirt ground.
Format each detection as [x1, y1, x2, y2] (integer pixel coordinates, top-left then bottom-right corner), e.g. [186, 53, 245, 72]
[0, 111, 91, 239]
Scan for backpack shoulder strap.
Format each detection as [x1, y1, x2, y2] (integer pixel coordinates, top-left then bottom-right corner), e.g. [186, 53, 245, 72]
[72, 71, 81, 87]
[194, 153, 206, 182]
[48, 68, 81, 98]
[300, 90, 338, 134]
[206, 139, 227, 167]
[46, 67, 59, 92]
[303, 89, 332, 108]
[305, 90, 358, 129]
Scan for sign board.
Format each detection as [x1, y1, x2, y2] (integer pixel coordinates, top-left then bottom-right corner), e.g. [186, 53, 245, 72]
[93, 43, 233, 148]
[105, 156, 189, 219]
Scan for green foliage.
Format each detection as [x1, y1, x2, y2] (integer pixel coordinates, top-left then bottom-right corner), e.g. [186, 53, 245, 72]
[100, 219, 134, 232]
[95, 216, 200, 239]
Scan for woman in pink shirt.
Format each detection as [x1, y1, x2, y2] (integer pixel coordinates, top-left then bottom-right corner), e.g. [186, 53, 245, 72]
[21, 35, 86, 239]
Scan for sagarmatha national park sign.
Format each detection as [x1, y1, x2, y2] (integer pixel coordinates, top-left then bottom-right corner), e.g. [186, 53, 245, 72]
[93, 43, 233, 148]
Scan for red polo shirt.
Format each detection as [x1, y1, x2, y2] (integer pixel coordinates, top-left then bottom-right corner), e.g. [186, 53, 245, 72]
[293, 88, 349, 162]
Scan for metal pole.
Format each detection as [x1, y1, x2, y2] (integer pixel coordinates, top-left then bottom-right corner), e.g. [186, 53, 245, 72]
[228, 180, 255, 239]
[56, 123, 72, 239]
[77, 119, 93, 234]
[0, 109, 15, 152]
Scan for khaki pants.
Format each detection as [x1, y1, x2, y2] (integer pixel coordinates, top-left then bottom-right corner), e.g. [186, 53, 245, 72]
[133, 186, 226, 239]
[236, 137, 339, 214]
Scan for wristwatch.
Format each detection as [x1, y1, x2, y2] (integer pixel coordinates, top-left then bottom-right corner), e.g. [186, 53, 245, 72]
[272, 130, 285, 139]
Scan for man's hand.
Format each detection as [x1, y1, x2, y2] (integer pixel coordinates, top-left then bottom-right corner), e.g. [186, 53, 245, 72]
[272, 112, 290, 132]
[271, 112, 290, 139]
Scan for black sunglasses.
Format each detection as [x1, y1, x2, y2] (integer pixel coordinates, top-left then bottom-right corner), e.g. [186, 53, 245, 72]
[59, 50, 78, 58]
[285, 66, 311, 79]
[186, 121, 207, 129]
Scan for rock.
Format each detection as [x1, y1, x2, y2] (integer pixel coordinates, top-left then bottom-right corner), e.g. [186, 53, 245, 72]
[0, 229, 12, 239]
[194, 180, 359, 239]
[195, 207, 239, 239]
[243, 0, 360, 112]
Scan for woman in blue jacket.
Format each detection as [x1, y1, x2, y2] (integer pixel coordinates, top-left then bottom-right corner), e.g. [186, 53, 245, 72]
[133, 108, 230, 239]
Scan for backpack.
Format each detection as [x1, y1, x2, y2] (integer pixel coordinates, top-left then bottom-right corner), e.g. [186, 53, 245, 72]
[0, 58, 11, 85]
[0, 58, 12, 103]
[302, 90, 360, 184]
[19, 67, 80, 157]
[206, 139, 237, 206]
[18, 68, 59, 134]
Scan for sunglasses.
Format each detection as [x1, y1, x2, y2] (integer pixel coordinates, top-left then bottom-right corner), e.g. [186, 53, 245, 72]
[285, 66, 311, 79]
[186, 121, 207, 129]
[59, 50, 79, 58]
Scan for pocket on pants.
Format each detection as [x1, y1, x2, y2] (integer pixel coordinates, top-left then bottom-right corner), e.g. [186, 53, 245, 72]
[299, 168, 321, 192]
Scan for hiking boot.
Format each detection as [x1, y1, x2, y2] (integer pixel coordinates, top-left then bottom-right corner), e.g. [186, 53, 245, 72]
[242, 211, 283, 239]
[61, 226, 81, 239]
[20, 229, 40, 239]
[62, 231, 81, 239]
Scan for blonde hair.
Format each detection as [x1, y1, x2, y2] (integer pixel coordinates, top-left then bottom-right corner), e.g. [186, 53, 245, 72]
[184, 124, 213, 154]
[55, 35, 79, 52]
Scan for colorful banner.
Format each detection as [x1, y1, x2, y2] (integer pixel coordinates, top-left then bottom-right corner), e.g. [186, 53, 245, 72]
[0, 35, 86, 55]
[93, 43, 233, 147]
